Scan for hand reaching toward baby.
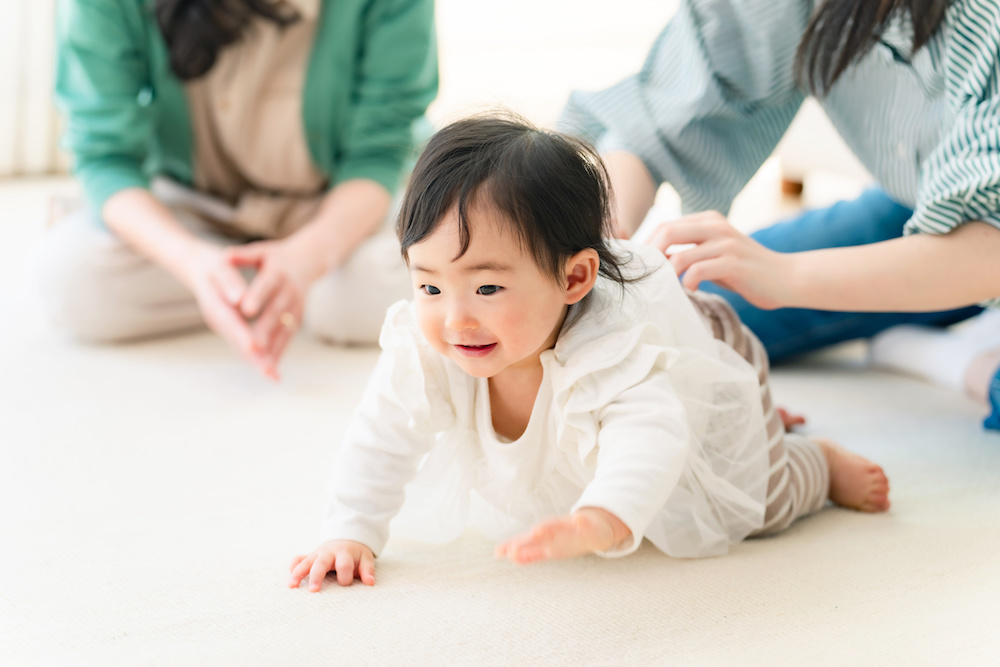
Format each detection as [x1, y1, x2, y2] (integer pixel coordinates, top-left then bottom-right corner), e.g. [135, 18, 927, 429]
[495, 507, 632, 564]
[288, 539, 375, 591]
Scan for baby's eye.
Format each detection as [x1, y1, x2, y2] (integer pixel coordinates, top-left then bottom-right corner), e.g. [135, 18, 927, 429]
[477, 285, 502, 295]
[421, 285, 441, 295]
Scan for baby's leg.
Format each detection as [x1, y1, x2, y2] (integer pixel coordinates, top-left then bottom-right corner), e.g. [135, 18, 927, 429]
[814, 437, 890, 513]
[754, 431, 890, 534]
[685, 290, 889, 534]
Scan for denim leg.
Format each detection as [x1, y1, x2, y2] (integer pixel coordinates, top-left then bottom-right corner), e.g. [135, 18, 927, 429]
[699, 188, 983, 362]
[984, 365, 1000, 431]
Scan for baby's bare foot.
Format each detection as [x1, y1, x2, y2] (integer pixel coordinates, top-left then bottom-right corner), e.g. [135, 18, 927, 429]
[813, 437, 891, 513]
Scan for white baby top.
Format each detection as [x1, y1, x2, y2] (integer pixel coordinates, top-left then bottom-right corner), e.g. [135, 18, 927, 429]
[320, 241, 770, 558]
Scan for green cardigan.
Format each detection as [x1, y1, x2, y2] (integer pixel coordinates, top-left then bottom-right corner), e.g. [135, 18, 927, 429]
[55, 0, 438, 213]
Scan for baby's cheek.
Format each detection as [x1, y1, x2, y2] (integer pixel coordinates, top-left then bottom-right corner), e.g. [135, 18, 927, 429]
[414, 309, 440, 347]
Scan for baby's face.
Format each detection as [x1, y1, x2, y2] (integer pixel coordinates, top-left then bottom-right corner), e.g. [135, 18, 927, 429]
[407, 206, 570, 379]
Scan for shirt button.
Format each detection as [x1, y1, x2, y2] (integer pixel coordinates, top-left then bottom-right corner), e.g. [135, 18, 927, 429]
[896, 142, 908, 158]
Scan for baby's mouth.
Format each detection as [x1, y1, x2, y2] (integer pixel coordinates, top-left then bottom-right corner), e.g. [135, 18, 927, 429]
[454, 342, 497, 357]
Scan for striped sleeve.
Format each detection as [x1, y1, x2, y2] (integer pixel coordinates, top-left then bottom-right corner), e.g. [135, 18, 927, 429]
[558, 0, 812, 215]
[908, 0, 1000, 236]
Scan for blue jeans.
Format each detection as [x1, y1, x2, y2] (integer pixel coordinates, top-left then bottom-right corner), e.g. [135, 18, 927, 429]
[699, 187, 983, 361]
[702, 188, 997, 429]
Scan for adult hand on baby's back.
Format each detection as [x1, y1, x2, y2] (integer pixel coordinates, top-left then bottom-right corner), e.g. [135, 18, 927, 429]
[496, 508, 631, 564]
[227, 239, 325, 380]
[289, 540, 376, 591]
[645, 211, 795, 310]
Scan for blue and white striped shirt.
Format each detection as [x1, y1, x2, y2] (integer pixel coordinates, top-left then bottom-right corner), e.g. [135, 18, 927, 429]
[559, 0, 1000, 238]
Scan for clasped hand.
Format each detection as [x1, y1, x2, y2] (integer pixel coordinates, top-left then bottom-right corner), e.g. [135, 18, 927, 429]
[187, 239, 323, 379]
[645, 211, 795, 310]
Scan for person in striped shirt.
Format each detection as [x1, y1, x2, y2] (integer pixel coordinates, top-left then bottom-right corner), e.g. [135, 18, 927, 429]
[559, 0, 1000, 429]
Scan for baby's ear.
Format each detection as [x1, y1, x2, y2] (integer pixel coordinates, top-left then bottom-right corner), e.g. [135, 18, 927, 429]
[564, 249, 600, 305]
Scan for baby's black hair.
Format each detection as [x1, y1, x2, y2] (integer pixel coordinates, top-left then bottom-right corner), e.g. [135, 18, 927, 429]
[397, 111, 630, 289]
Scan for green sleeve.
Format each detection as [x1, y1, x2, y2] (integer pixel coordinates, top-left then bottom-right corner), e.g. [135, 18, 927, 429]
[55, 0, 153, 213]
[334, 0, 439, 192]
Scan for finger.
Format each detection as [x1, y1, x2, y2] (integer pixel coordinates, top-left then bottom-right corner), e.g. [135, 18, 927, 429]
[226, 243, 267, 268]
[668, 241, 725, 278]
[211, 304, 274, 378]
[647, 212, 724, 249]
[649, 220, 721, 249]
[261, 319, 296, 379]
[242, 267, 285, 319]
[307, 551, 335, 592]
[209, 262, 250, 307]
[499, 521, 569, 563]
[288, 554, 314, 588]
[681, 257, 731, 292]
[498, 525, 539, 554]
[334, 551, 357, 587]
[289, 554, 306, 572]
[645, 222, 676, 254]
[204, 292, 258, 357]
[358, 551, 376, 586]
[511, 544, 551, 565]
[494, 543, 509, 559]
[252, 287, 296, 352]
[535, 515, 581, 541]
[205, 298, 274, 377]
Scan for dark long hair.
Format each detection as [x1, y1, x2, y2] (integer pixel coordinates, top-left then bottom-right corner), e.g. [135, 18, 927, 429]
[154, 0, 300, 81]
[795, 0, 951, 95]
[397, 112, 632, 289]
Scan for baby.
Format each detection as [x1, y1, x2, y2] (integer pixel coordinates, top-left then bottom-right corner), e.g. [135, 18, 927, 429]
[289, 113, 890, 590]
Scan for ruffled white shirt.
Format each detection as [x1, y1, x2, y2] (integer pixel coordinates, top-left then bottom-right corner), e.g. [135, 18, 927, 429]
[321, 242, 770, 558]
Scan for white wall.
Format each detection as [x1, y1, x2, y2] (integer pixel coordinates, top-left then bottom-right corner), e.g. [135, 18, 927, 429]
[0, 0, 865, 187]
[431, 0, 679, 125]
[0, 0, 677, 177]
[0, 0, 62, 177]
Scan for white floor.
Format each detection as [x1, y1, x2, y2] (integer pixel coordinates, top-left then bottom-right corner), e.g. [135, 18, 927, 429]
[2, 171, 1000, 665]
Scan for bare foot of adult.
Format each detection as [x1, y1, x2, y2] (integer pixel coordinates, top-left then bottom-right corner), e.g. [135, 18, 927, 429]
[813, 437, 891, 513]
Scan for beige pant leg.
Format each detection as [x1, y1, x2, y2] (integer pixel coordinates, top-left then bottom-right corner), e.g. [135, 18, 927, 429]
[33, 182, 411, 347]
[303, 229, 411, 345]
[30, 206, 234, 342]
[685, 290, 830, 536]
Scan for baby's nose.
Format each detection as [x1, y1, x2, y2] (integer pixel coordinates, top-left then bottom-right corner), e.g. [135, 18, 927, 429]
[446, 308, 478, 331]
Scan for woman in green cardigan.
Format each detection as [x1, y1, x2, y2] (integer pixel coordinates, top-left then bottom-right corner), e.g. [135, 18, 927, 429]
[36, 0, 437, 379]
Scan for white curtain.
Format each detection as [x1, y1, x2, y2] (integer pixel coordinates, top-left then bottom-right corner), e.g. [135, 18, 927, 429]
[0, 0, 64, 177]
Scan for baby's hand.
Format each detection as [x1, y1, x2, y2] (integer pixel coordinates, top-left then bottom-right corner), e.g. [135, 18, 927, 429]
[288, 540, 375, 591]
[495, 507, 631, 564]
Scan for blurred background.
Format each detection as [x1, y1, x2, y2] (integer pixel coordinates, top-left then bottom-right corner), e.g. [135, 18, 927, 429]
[0, 0, 870, 214]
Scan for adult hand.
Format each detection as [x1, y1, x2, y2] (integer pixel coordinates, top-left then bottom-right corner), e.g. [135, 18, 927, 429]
[289, 540, 376, 590]
[226, 239, 327, 379]
[183, 244, 271, 374]
[646, 211, 796, 310]
[495, 508, 630, 564]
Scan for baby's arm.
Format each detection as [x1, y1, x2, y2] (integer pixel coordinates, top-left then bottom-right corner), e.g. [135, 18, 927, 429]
[500, 368, 689, 564]
[495, 508, 632, 564]
[289, 540, 376, 590]
[289, 330, 437, 591]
